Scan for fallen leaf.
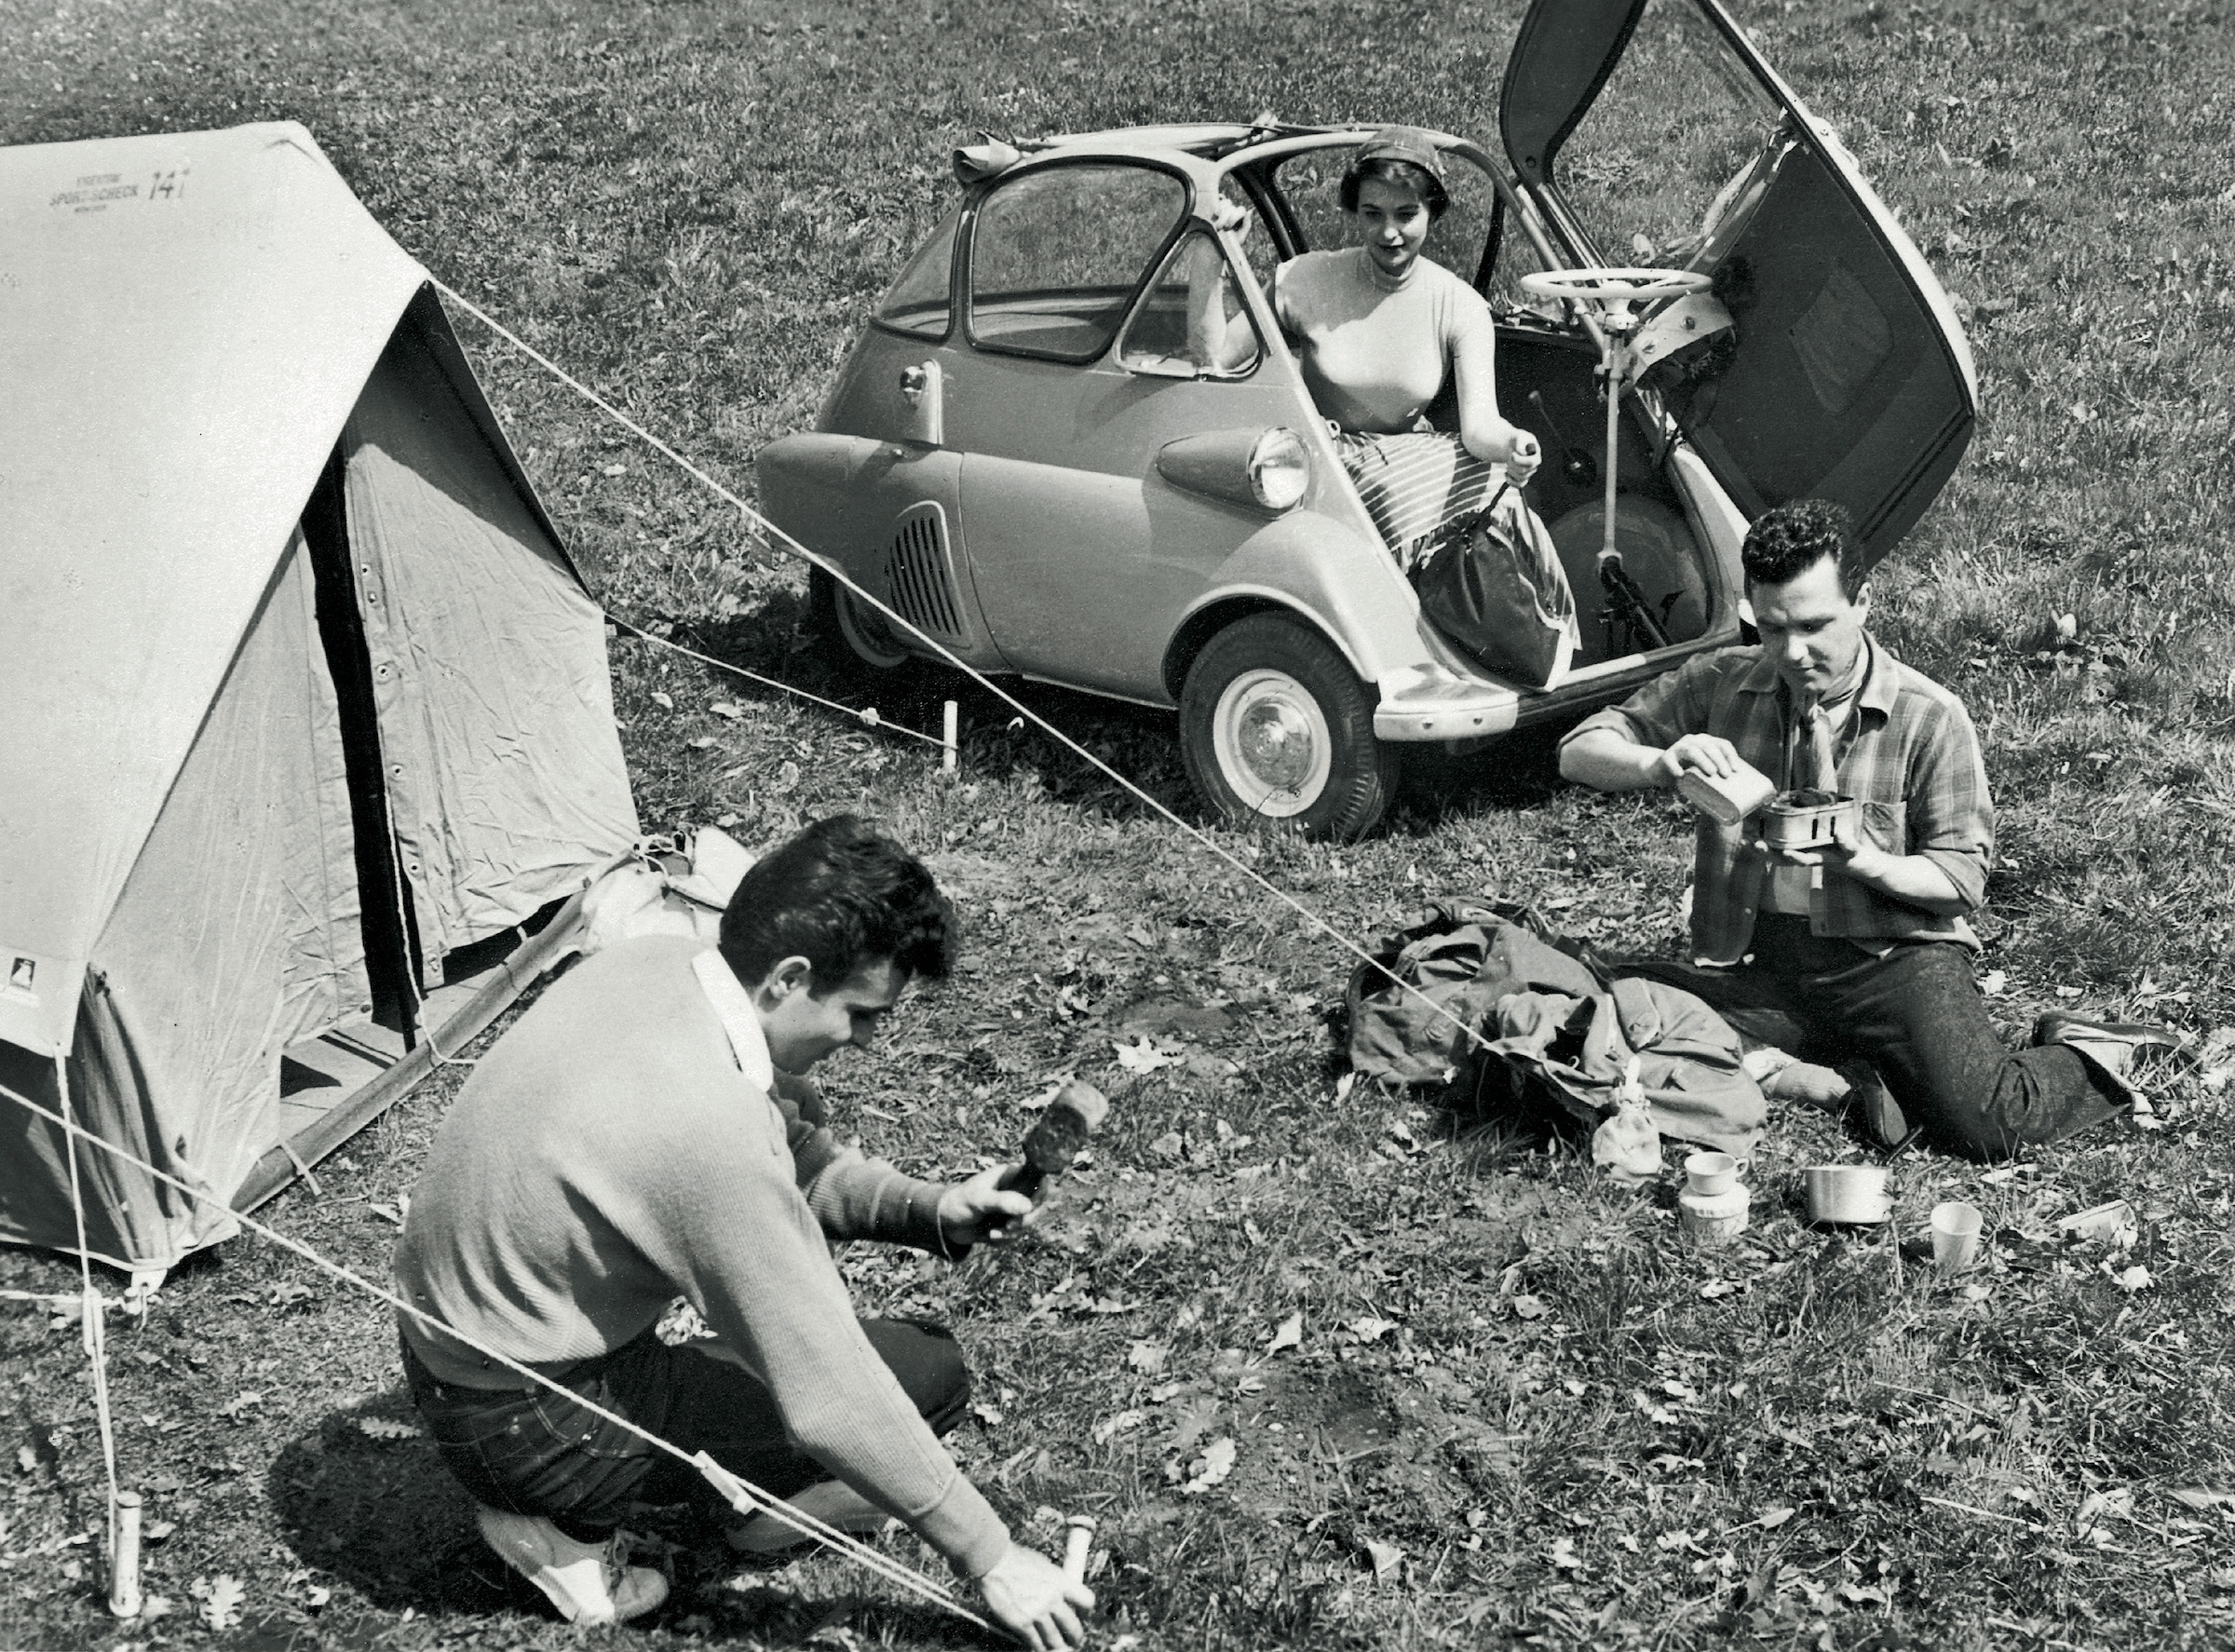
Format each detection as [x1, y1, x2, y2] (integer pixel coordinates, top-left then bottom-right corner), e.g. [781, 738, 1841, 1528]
[143, 1519, 176, 1543]
[1127, 1340, 1169, 1374]
[1362, 1537, 1404, 1579]
[602, 463, 628, 477]
[2113, 1264, 2154, 1292]
[216, 1391, 264, 1421]
[1756, 1506, 1797, 1529]
[1548, 1536, 1583, 1571]
[16, 1443, 35, 1473]
[305, 1584, 332, 1609]
[1510, 1294, 1548, 1320]
[368, 1203, 403, 1226]
[1348, 1317, 1399, 1344]
[141, 1595, 174, 1621]
[649, 691, 674, 710]
[1092, 1410, 1146, 1445]
[970, 1401, 1004, 1428]
[708, 701, 743, 721]
[686, 735, 718, 751]
[1265, 1312, 1303, 1355]
[1115, 1036, 1182, 1076]
[1182, 1436, 1237, 1494]
[199, 1574, 245, 1631]
[1979, 969, 2008, 996]
[356, 1416, 421, 1441]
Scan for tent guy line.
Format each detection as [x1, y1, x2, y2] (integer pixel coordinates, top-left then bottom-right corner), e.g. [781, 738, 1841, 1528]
[0, 1071, 995, 1635]
[429, 278, 1503, 1066]
[605, 613, 950, 751]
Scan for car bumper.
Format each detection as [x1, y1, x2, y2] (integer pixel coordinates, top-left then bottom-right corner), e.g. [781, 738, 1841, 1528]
[1372, 664, 1521, 741]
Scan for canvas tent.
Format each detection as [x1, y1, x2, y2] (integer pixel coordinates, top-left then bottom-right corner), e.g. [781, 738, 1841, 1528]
[0, 122, 641, 1271]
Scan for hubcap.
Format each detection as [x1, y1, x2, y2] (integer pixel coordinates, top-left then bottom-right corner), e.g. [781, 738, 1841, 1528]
[1211, 668, 1331, 819]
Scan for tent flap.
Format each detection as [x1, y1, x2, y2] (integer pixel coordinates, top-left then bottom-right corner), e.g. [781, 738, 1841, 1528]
[344, 301, 640, 978]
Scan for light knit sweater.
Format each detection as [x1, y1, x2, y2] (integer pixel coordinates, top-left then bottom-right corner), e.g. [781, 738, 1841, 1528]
[1275, 246, 1497, 434]
[393, 933, 1009, 1576]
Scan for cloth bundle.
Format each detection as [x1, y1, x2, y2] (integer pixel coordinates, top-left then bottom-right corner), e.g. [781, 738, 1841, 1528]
[1345, 901, 1765, 1159]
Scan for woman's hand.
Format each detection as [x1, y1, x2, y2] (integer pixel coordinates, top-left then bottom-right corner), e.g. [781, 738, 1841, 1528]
[935, 1163, 1036, 1248]
[1498, 423, 1542, 485]
[978, 1542, 1094, 1649]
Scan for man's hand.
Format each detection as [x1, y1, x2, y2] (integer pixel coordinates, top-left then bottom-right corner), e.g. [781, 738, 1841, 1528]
[1752, 807, 1885, 882]
[1653, 733, 1745, 787]
[936, 1163, 1036, 1248]
[978, 1541, 1093, 1649]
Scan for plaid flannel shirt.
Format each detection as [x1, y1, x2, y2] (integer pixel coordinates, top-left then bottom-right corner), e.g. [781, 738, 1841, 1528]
[1563, 636, 1994, 965]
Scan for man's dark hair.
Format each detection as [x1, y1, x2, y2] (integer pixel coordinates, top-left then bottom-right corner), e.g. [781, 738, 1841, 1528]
[719, 815, 955, 992]
[1338, 157, 1451, 221]
[1741, 499, 1866, 601]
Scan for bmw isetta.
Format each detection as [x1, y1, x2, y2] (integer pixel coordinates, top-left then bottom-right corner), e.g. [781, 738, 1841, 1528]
[756, 0, 1976, 838]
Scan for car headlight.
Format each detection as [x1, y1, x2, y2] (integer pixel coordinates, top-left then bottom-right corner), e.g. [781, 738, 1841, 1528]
[1247, 427, 1310, 511]
[1155, 427, 1313, 513]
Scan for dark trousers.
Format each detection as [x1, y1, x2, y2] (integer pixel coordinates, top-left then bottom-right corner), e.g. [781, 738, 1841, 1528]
[402, 1320, 971, 1538]
[1618, 915, 2125, 1161]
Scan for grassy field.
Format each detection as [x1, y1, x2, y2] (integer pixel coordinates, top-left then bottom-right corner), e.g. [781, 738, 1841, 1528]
[6, 0, 2235, 1647]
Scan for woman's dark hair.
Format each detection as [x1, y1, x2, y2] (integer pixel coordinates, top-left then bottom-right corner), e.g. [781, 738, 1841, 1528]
[1741, 499, 1866, 601]
[719, 814, 955, 991]
[1338, 156, 1450, 221]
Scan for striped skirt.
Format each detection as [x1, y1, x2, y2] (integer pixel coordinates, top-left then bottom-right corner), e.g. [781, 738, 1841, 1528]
[1334, 428, 1518, 570]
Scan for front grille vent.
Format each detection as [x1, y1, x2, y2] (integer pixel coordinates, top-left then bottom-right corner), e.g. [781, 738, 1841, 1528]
[883, 506, 963, 639]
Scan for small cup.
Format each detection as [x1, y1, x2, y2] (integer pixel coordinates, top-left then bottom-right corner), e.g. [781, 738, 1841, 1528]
[1930, 1200, 1984, 1271]
[1685, 1152, 1739, 1198]
[1804, 1164, 1890, 1225]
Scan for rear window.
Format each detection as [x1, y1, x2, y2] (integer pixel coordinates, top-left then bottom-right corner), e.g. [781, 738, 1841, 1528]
[873, 210, 959, 340]
[968, 163, 1188, 362]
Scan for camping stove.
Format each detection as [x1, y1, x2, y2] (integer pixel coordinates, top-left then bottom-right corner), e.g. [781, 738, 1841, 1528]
[1758, 790, 1859, 850]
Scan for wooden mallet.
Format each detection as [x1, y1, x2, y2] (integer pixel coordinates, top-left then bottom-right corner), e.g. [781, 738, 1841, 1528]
[995, 1077, 1110, 1212]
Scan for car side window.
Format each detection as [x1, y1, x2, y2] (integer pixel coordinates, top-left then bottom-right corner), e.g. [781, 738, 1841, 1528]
[872, 210, 959, 340]
[1117, 231, 1265, 380]
[968, 163, 1189, 362]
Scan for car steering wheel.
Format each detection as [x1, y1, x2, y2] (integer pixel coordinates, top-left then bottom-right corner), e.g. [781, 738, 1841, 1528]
[1518, 268, 1716, 657]
[1518, 266, 1713, 305]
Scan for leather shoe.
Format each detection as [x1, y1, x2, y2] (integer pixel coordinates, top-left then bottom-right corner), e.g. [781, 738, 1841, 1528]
[2032, 1013, 2191, 1071]
[1843, 1063, 1910, 1153]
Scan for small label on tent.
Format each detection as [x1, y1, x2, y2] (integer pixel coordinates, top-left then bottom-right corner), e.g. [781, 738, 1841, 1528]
[47, 167, 187, 215]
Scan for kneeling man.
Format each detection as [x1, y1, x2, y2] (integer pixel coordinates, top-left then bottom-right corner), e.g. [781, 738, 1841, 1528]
[1560, 500, 2173, 1160]
[394, 815, 1090, 1643]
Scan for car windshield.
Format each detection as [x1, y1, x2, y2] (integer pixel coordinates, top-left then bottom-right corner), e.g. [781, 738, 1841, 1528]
[1541, 0, 1784, 267]
[968, 162, 1189, 362]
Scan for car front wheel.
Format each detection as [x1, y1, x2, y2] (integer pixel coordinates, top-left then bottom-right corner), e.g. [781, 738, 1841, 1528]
[1178, 614, 1398, 841]
[809, 565, 915, 673]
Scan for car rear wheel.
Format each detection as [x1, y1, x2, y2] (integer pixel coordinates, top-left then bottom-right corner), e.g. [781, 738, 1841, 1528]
[809, 566, 915, 672]
[1178, 614, 1398, 841]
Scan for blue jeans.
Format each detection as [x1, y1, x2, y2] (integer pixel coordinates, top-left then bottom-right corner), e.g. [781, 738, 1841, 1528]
[1618, 916, 2125, 1160]
[401, 1320, 970, 1538]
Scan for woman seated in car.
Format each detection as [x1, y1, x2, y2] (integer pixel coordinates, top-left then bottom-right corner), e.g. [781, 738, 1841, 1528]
[1189, 127, 1542, 568]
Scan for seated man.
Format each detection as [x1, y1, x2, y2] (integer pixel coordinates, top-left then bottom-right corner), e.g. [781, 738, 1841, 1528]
[393, 815, 1090, 1643]
[1558, 499, 2176, 1161]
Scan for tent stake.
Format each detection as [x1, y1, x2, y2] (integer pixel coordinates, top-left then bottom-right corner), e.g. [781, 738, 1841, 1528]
[108, 1490, 142, 1618]
[942, 700, 959, 774]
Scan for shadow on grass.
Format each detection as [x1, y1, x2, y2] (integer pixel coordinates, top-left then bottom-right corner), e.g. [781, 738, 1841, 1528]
[266, 1389, 1005, 1644]
[265, 1388, 512, 1619]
